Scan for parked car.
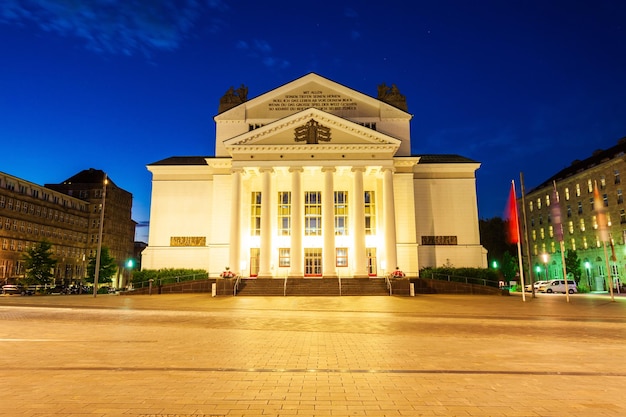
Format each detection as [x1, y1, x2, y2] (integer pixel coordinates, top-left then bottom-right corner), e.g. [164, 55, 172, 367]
[2, 284, 34, 296]
[538, 279, 578, 294]
[525, 280, 548, 292]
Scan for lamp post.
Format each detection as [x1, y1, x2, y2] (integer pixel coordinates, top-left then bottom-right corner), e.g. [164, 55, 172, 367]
[93, 173, 107, 298]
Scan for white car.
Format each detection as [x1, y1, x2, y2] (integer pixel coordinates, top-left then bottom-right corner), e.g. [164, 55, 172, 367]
[525, 280, 548, 292]
[538, 279, 578, 294]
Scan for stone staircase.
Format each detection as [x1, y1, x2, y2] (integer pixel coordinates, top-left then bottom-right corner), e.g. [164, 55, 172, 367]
[235, 277, 392, 296]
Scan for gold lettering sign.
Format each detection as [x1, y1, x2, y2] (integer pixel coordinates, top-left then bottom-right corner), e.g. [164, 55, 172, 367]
[421, 236, 458, 246]
[170, 236, 206, 247]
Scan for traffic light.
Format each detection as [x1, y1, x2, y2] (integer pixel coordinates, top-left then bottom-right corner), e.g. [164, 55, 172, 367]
[126, 258, 135, 269]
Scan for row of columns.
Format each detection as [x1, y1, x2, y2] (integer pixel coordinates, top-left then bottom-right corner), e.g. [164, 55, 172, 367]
[229, 166, 397, 278]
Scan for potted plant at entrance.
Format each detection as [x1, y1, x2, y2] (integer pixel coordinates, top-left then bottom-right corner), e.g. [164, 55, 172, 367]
[220, 267, 235, 278]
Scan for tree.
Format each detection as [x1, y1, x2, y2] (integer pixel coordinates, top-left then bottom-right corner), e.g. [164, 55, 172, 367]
[479, 217, 516, 269]
[565, 249, 582, 283]
[86, 247, 117, 285]
[22, 240, 57, 286]
[501, 251, 519, 282]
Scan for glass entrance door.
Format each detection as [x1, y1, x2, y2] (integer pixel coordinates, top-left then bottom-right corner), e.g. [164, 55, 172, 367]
[304, 248, 322, 277]
[367, 248, 377, 276]
[249, 248, 260, 277]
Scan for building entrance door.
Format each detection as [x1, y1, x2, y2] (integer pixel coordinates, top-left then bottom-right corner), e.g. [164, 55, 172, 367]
[304, 248, 322, 277]
[249, 248, 260, 277]
[367, 248, 377, 276]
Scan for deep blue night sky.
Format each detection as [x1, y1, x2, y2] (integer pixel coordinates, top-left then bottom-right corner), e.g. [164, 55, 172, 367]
[2, 1, 626, 242]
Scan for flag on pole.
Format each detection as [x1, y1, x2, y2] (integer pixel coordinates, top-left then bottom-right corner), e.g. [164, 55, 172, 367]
[551, 181, 563, 242]
[593, 181, 609, 242]
[505, 181, 520, 244]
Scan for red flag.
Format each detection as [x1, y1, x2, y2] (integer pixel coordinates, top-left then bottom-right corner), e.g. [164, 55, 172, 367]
[551, 182, 563, 242]
[505, 182, 520, 244]
[593, 181, 609, 242]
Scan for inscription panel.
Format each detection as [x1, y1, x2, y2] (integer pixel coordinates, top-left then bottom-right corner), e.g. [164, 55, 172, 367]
[268, 90, 358, 113]
[421, 236, 458, 246]
[170, 236, 206, 247]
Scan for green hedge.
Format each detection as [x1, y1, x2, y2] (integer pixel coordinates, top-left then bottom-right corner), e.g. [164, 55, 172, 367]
[131, 268, 208, 284]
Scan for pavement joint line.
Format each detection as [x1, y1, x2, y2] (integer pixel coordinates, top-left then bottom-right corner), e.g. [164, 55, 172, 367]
[4, 366, 626, 377]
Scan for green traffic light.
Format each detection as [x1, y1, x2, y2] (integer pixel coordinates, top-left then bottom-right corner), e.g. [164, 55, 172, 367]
[126, 259, 135, 268]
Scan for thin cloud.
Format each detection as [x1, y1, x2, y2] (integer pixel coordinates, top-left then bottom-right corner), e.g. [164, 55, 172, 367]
[236, 37, 290, 69]
[0, 0, 227, 55]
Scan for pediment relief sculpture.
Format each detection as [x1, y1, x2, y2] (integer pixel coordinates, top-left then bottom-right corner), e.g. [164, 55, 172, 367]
[294, 119, 331, 144]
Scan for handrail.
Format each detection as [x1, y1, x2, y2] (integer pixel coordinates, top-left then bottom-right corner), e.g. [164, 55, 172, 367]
[338, 277, 342, 296]
[283, 276, 288, 296]
[233, 275, 242, 296]
[385, 275, 392, 295]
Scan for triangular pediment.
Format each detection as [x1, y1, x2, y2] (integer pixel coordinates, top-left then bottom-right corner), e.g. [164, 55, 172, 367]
[215, 73, 411, 121]
[223, 108, 401, 159]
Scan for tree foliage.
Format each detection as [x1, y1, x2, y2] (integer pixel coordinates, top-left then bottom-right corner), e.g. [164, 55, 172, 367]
[479, 217, 516, 267]
[565, 249, 582, 283]
[86, 246, 117, 284]
[501, 251, 519, 281]
[22, 240, 57, 285]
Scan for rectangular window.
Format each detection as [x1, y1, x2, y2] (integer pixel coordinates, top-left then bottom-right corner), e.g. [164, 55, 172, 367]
[305, 191, 322, 236]
[250, 192, 262, 236]
[618, 190, 624, 204]
[576, 184, 581, 197]
[279, 248, 290, 267]
[565, 188, 570, 200]
[567, 205, 572, 217]
[616, 170, 621, 184]
[603, 193, 609, 207]
[277, 192, 291, 236]
[336, 247, 348, 267]
[580, 218, 585, 232]
[364, 191, 376, 235]
[570, 238, 576, 251]
[621, 209, 626, 224]
[601, 176, 606, 189]
[536, 198, 541, 210]
[334, 191, 348, 235]
[587, 179, 593, 193]
[545, 194, 550, 207]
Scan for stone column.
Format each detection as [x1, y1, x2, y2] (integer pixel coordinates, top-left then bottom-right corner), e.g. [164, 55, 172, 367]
[382, 167, 398, 272]
[289, 167, 304, 278]
[322, 167, 337, 278]
[229, 168, 243, 275]
[352, 167, 368, 277]
[258, 167, 273, 278]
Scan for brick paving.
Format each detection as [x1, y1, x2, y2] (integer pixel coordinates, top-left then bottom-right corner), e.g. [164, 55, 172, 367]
[0, 292, 625, 416]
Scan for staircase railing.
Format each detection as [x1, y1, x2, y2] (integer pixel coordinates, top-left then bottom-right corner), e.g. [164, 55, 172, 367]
[385, 275, 392, 295]
[233, 275, 242, 296]
[338, 277, 342, 296]
[283, 276, 288, 296]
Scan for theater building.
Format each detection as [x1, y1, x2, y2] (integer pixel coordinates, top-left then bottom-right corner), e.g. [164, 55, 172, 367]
[142, 73, 487, 277]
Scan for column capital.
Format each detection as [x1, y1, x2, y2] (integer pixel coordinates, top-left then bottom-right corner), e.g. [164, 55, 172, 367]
[351, 166, 366, 173]
[231, 167, 245, 174]
[288, 166, 304, 173]
[321, 166, 336, 173]
[381, 166, 395, 173]
[259, 167, 274, 174]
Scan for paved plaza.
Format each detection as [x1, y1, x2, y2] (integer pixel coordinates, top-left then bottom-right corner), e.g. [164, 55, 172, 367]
[0, 292, 625, 417]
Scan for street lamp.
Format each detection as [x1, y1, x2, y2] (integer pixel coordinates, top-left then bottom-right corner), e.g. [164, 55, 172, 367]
[585, 261, 592, 288]
[541, 253, 549, 281]
[93, 173, 108, 298]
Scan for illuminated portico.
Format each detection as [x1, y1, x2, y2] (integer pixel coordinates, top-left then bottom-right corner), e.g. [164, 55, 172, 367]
[142, 73, 488, 277]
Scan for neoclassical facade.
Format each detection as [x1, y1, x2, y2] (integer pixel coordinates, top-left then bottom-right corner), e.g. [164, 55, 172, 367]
[142, 73, 487, 277]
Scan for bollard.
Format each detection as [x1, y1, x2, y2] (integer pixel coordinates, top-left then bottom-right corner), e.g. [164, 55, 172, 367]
[212, 282, 216, 297]
[410, 283, 415, 297]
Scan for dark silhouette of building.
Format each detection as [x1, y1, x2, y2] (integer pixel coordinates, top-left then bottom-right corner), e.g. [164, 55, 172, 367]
[46, 168, 136, 288]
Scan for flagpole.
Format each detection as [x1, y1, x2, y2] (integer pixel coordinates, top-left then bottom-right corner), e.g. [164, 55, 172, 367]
[594, 180, 615, 302]
[520, 173, 535, 298]
[512, 180, 526, 302]
[552, 181, 569, 303]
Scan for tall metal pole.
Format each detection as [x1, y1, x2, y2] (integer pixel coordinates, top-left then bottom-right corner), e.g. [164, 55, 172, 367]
[93, 173, 107, 298]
